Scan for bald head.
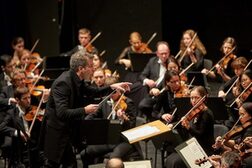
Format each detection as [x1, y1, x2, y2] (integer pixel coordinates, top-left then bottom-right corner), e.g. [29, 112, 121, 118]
[105, 158, 124, 168]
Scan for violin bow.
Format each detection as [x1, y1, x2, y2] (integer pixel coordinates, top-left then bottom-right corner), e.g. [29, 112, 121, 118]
[98, 89, 117, 108]
[225, 59, 252, 96]
[146, 32, 157, 46]
[174, 50, 182, 59]
[29, 69, 45, 93]
[31, 57, 45, 73]
[30, 39, 40, 54]
[206, 47, 236, 75]
[178, 32, 197, 64]
[229, 82, 252, 107]
[166, 108, 177, 125]
[172, 95, 206, 130]
[107, 91, 125, 120]
[99, 50, 106, 57]
[179, 62, 195, 76]
[85, 32, 102, 49]
[28, 91, 45, 134]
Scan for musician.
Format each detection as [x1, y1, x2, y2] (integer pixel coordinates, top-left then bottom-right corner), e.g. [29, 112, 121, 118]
[218, 57, 248, 100]
[105, 158, 124, 168]
[138, 41, 170, 118]
[81, 77, 142, 168]
[233, 69, 252, 107]
[11, 37, 25, 65]
[213, 102, 252, 167]
[179, 29, 206, 71]
[63, 28, 99, 56]
[151, 71, 189, 122]
[166, 86, 214, 168]
[0, 54, 14, 90]
[207, 151, 241, 168]
[0, 87, 39, 167]
[42, 51, 131, 168]
[202, 37, 237, 82]
[115, 32, 152, 71]
[93, 54, 111, 77]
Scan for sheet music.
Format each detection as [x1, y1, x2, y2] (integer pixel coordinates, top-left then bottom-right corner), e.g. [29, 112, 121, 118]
[176, 137, 212, 168]
[122, 125, 160, 142]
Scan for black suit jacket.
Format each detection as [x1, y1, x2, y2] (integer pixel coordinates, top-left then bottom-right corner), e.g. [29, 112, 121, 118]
[139, 57, 160, 83]
[0, 85, 15, 123]
[44, 69, 112, 163]
[0, 107, 27, 138]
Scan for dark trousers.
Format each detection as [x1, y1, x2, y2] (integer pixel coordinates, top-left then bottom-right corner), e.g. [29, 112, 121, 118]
[44, 142, 77, 168]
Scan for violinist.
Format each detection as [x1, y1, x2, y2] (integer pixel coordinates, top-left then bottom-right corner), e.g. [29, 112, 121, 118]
[202, 37, 237, 82]
[0, 87, 43, 167]
[0, 54, 14, 90]
[232, 69, 252, 107]
[93, 54, 112, 77]
[116, 32, 152, 70]
[213, 102, 252, 167]
[165, 86, 214, 168]
[137, 41, 170, 118]
[81, 77, 142, 168]
[63, 28, 99, 56]
[151, 71, 189, 123]
[178, 29, 206, 72]
[11, 36, 25, 66]
[115, 32, 153, 84]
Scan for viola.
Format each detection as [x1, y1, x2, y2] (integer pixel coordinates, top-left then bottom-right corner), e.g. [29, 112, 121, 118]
[24, 105, 44, 122]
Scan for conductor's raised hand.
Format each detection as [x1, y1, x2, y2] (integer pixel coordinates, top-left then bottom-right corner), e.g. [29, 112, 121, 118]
[110, 82, 132, 92]
[84, 104, 99, 114]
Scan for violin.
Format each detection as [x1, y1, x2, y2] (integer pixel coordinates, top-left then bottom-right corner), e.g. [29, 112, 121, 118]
[114, 95, 129, 121]
[85, 44, 95, 53]
[174, 83, 190, 98]
[172, 95, 206, 129]
[220, 53, 236, 69]
[137, 43, 152, 53]
[24, 105, 44, 122]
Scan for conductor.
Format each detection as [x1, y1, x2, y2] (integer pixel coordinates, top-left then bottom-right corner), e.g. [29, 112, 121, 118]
[42, 51, 131, 168]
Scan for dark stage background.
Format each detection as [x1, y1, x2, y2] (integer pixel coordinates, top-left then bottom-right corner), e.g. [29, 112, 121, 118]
[0, 0, 251, 70]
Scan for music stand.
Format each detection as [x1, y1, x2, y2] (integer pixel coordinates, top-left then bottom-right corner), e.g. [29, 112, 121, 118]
[78, 119, 122, 146]
[187, 71, 207, 87]
[175, 137, 212, 168]
[174, 97, 229, 120]
[128, 53, 156, 72]
[43, 56, 70, 69]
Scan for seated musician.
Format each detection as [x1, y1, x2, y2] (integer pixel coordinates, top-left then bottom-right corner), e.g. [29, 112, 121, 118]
[213, 102, 252, 167]
[178, 29, 206, 72]
[11, 37, 25, 66]
[93, 54, 112, 77]
[63, 28, 99, 56]
[151, 70, 189, 123]
[0, 54, 14, 90]
[0, 87, 43, 167]
[232, 69, 252, 108]
[165, 86, 214, 168]
[218, 57, 248, 127]
[115, 32, 152, 71]
[137, 41, 170, 118]
[202, 37, 237, 82]
[80, 77, 143, 168]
